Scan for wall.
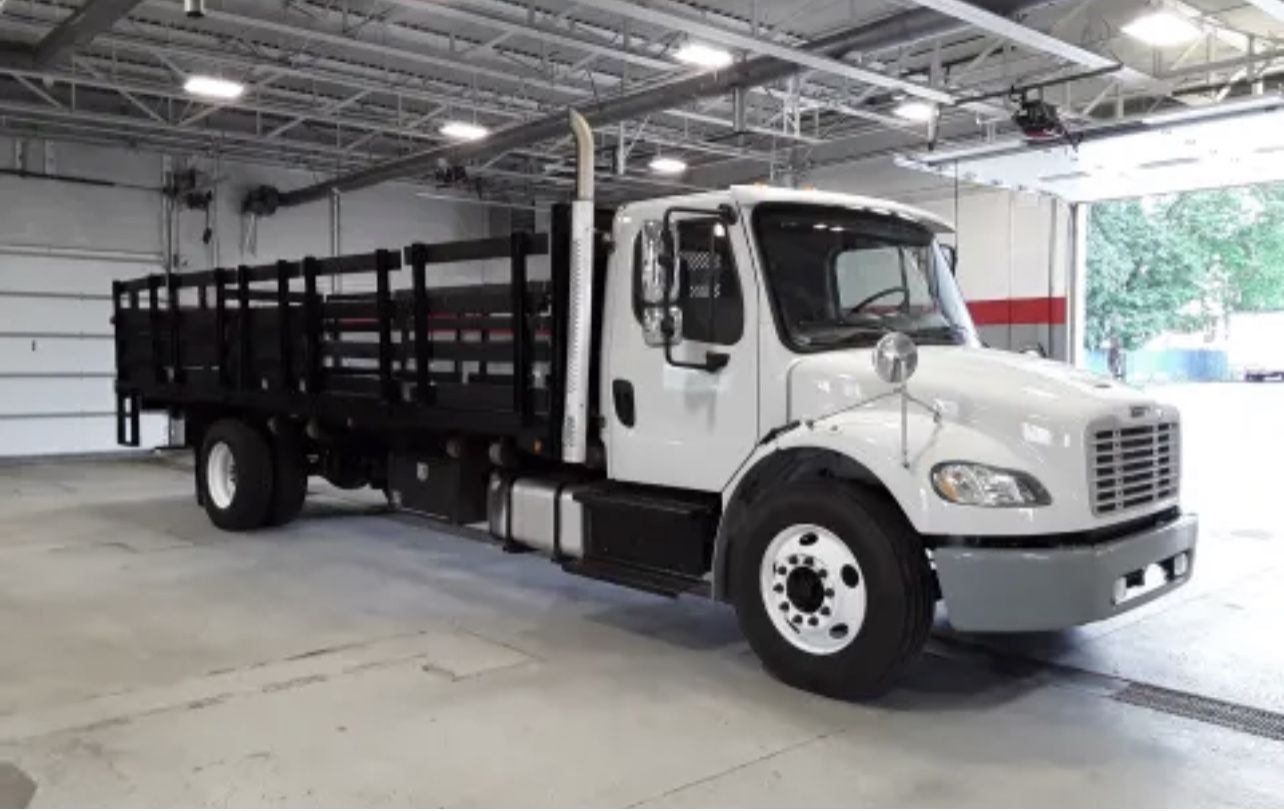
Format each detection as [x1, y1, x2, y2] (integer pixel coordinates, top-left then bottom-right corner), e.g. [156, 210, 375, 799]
[805, 158, 1073, 358]
[0, 138, 168, 456]
[0, 137, 497, 457]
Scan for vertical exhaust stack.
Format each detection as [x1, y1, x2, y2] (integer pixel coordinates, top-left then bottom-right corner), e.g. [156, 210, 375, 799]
[562, 110, 595, 465]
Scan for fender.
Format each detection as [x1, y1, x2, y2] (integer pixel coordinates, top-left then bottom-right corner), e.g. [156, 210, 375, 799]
[712, 445, 886, 602]
[712, 403, 1061, 600]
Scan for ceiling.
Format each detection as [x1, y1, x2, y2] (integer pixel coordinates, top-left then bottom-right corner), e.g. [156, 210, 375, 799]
[0, 0, 1281, 207]
[899, 93, 1284, 201]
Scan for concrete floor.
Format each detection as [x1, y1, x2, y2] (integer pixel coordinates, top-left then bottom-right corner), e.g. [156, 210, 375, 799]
[2, 384, 1284, 806]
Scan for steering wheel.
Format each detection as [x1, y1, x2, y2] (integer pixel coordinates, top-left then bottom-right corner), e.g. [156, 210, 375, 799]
[846, 286, 908, 315]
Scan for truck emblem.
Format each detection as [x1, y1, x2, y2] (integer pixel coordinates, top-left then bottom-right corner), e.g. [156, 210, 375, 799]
[1130, 405, 1152, 419]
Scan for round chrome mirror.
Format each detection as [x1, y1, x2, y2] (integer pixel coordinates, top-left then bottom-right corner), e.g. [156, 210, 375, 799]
[873, 332, 919, 384]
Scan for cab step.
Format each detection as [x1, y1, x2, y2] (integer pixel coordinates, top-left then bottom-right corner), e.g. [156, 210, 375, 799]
[562, 558, 710, 598]
[575, 481, 720, 579]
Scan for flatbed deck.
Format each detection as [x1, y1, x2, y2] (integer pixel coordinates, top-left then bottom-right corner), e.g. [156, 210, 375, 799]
[113, 228, 568, 457]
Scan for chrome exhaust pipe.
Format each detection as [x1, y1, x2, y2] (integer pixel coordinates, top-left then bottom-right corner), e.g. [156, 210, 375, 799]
[562, 110, 594, 465]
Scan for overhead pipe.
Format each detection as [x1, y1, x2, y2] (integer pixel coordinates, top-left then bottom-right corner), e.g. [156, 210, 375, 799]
[562, 110, 595, 465]
[263, 0, 1052, 211]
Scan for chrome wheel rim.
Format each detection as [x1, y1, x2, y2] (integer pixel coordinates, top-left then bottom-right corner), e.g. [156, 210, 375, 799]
[759, 523, 866, 655]
[206, 441, 237, 510]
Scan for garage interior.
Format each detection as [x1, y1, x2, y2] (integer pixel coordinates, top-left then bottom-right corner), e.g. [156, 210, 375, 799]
[2, 0, 1284, 806]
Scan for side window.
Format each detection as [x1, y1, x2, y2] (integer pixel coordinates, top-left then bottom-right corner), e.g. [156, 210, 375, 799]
[632, 217, 744, 345]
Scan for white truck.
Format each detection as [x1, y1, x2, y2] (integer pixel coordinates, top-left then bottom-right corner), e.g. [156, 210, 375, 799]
[113, 116, 1196, 699]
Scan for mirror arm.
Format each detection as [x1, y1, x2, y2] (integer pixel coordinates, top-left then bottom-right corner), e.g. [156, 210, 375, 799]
[653, 204, 736, 374]
[664, 342, 729, 373]
[659, 305, 727, 373]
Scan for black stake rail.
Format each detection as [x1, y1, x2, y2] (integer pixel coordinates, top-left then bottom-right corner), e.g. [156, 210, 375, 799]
[113, 236, 561, 457]
[276, 260, 295, 392]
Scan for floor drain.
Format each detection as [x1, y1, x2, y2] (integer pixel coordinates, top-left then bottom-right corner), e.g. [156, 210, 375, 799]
[1114, 682, 1284, 742]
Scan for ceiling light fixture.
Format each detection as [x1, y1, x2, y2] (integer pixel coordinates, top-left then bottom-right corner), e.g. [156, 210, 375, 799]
[439, 121, 490, 141]
[893, 100, 936, 123]
[649, 156, 688, 175]
[184, 75, 245, 100]
[674, 42, 734, 69]
[1122, 10, 1201, 47]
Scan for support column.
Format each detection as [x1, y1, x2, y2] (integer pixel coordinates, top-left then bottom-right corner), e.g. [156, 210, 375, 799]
[1068, 202, 1089, 368]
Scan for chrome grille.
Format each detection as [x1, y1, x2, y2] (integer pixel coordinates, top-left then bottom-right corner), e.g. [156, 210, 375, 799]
[1090, 420, 1179, 515]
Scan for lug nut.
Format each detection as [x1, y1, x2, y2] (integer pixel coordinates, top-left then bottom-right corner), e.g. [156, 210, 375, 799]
[779, 602, 789, 611]
[793, 615, 803, 625]
[820, 606, 831, 616]
[825, 588, 834, 598]
[808, 616, 819, 626]
[776, 566, 787, 575]
[773, 584, 784, 593]
[819, 569, 828, 579]
[788, 555, 798, 565]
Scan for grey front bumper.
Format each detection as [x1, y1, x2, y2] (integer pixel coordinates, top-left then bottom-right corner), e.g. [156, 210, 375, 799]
[934, 513, 1198, 632]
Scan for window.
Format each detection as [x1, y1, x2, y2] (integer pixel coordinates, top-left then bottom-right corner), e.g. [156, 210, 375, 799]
[833, 245, 934, 314]
[752, 203, 977, 351]
[633, 216, 743, 345]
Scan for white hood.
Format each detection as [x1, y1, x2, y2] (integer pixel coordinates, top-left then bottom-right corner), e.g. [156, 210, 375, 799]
[775, 345, 1180, 536]
[789, 345, 1163, 427]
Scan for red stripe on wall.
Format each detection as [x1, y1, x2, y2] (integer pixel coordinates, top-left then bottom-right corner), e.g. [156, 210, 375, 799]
[968, 296, 1067, 326]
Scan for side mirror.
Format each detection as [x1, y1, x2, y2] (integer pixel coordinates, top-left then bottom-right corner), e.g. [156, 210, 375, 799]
[642, 305, 682, 348]
[642, 210, 727, 374]
[640, 219, 683, 348]
[940, 244, 958, 275]
[639, 220, 667, 306]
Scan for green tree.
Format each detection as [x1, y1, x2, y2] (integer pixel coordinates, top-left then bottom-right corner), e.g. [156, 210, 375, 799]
[1233, 185, 1284, 312]
[1086, 198, 1210, 350]
[1087, 183, 1284, 350]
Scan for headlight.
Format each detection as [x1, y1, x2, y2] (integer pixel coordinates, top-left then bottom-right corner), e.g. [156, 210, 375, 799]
[931, 462, 1051, 508]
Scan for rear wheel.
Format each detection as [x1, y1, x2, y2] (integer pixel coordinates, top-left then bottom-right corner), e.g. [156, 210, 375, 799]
[267, 423, 309, 526]
[730, 480, 934, 700]
[199, 419, 274, 531]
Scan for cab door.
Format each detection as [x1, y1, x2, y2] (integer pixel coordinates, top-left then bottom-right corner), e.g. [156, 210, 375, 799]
[602, 207, 760, 493]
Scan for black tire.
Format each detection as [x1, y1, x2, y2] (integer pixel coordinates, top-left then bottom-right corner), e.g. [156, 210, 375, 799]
[198, 418, 275, 531]
[267, 423, 308, 526]
[730, 480, 934, 700]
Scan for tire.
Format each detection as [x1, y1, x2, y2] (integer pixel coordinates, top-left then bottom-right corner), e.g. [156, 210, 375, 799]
[730, 480, 934, 700]
[267, 423, 308, 526]
[198, 418, 275, 531]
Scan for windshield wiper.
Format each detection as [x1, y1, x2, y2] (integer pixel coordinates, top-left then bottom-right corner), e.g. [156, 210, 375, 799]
[798, 325, 890, 347]
[910, 324, 969, 343]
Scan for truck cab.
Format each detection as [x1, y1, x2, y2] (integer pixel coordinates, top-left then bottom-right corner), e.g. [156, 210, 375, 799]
[592, 185, 1196, 693]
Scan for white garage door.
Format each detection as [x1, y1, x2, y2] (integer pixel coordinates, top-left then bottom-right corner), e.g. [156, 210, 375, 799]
[0, 247, 168, 457]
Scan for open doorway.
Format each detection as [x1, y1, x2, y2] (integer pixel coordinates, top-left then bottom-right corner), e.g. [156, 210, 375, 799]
[1084, 185, 1284, 539]
[1084, 185, 1284, 386]
[901, 99, 1284, 713]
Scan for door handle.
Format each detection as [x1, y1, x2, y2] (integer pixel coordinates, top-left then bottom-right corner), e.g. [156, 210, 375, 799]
[612, 379, 636, 427]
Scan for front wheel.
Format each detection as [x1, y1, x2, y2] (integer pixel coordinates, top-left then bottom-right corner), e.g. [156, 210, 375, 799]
[730, 481, 934, 700]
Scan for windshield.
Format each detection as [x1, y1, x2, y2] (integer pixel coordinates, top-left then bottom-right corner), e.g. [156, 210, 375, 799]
[752, 203, 978, 351]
